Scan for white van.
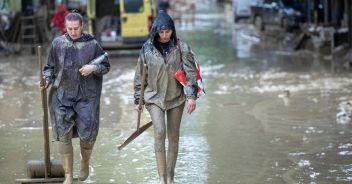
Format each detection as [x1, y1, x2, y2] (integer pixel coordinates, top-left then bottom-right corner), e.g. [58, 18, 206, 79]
[232, 0, 259, 22]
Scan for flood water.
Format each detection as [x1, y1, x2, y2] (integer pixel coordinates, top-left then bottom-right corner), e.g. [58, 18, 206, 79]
[2, 0, 352, 183]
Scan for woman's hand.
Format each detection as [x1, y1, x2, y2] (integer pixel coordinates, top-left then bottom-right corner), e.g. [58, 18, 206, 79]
[186, 99, 196, 114]
[39, 80, 51, 91]
[135, 104, 144, 113]
[39, 81, 46, 91]
[79, 65, 97, 76]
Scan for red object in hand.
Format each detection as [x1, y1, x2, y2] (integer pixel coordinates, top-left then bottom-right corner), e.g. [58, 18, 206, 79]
[175, 65, 187, 86]
[175, 62, 205, 97]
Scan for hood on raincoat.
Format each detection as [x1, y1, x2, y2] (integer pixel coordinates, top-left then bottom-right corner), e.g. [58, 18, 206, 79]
[149, 10, 177, 45]
[57, 3, 67, 13]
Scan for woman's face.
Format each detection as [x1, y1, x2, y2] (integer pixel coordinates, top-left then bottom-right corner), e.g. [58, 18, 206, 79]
[158, 29, 172, 43]
[65, 20, 83, 40]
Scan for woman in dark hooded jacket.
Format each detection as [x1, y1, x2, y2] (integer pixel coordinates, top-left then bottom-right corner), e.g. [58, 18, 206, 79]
[134, 11, 198, 184]
[43, 12, 110, 184]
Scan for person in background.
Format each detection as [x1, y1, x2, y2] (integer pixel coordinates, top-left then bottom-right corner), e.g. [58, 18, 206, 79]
[50, 3, 69, 35]
[133, 10, 198, 184]
[42, 12, 110, 184]
[158, 0, 170, 12]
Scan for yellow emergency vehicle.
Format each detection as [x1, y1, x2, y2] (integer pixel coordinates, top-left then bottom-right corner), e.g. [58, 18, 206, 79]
[86, 0, 157, 49]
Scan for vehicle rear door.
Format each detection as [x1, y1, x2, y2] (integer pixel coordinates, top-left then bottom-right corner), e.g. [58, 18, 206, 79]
[120, 0, 153, 38]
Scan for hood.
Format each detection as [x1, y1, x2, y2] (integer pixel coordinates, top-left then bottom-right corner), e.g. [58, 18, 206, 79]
[58, 3, 67, 13]
[149, 10, 177, 45]
[65, 32, 95, 42]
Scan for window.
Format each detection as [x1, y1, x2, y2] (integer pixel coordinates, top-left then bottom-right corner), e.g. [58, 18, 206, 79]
[124, 0, 144, 13]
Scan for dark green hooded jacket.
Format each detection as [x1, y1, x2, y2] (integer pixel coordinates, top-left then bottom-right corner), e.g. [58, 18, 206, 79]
[134, 11, 198, 110]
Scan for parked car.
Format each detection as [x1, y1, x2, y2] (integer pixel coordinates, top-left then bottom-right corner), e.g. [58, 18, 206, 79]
[250, 0, 306, 31]
[232, 0, 259, 22]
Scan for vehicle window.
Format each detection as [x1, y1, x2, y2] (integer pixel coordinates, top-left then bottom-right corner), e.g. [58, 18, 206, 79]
[281, 0, 305, 11]
[124, 0, 144, 13]
[96, 0, 120, 18]
[282, 0, 304, 7]
[263, 0, 275, 4]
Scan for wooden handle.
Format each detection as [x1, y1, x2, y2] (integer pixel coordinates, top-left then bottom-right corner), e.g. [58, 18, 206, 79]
[137, 64, 147, 131]
[38, 46, 51, 178]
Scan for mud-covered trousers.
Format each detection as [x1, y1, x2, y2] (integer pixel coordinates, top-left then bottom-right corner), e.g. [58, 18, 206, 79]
[146, 102, 185, 182]
[49, 89, 100, 144]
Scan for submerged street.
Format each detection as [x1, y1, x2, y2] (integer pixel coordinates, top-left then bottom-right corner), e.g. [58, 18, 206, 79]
[1, 0, 352, 183]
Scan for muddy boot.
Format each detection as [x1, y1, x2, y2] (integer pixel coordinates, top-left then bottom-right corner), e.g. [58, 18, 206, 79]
[59, 143, 73, 184]
[156, 151, 167, 184]
[79, 141, 93, 181]
[166, 151, 178, 184]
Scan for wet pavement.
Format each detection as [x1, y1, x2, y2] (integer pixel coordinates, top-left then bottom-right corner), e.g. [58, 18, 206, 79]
[2, 0, 352, 183]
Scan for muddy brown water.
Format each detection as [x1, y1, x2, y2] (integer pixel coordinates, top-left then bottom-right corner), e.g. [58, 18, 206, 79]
[2, 1, 352, 183]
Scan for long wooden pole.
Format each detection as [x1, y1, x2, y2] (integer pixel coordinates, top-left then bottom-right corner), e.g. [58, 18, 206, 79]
[136, 64, 147, 132]
[38, 46, 51, 178]
[117, 64, 151, 150]
[117, 121, 153, 150]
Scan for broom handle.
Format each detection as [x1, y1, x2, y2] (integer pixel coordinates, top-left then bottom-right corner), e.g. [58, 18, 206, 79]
[38, 46, 51, 178]
[137, 64, 147, 131]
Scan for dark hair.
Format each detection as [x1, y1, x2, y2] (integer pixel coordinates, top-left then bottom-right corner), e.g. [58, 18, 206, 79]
[65, 12, 83, 25]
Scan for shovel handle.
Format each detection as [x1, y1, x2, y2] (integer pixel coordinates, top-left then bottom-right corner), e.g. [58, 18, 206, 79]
[137, 64, 147, 131]
[38, 46, 51, 178]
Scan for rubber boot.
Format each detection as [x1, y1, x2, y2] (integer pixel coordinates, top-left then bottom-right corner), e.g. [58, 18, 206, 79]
[79, 141, 93, 181]
[156, 151, 167, 184]
[59, 143, 73, 184]
[166, 151, 178, 184]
